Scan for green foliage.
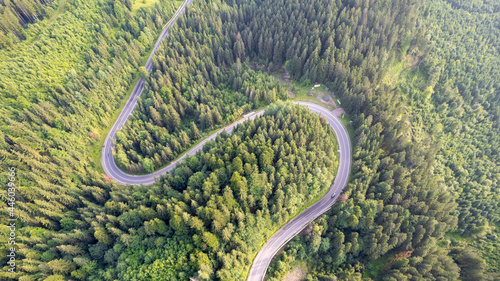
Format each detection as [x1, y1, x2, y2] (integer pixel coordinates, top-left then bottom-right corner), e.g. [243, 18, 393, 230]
[265, 0, 498, 279]
[139, 66, 150, 79]
[0, 0, 181, 279]
[418, 0, 500, 237]
[2, 97, 337, 280]
[113, 4, 290, 173]
[120, 236, 197, 280]
[0, 0, 178, 107]
[148, 102, 336, 279]
[0, 0, 55, 48]
[0, 0, 497, 280]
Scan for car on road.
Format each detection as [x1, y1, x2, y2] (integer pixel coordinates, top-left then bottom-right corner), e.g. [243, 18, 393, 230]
[106, 153, 109, 158]
[331, 192, 336, 198]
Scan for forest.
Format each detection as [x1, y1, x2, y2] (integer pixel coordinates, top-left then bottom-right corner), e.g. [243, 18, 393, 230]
[265, 0, 499, 279]
[0, 0, 53, 48]
[0, 0, 498, 280]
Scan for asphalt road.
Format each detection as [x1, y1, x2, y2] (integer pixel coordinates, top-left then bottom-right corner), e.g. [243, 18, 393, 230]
[101, 0, 191, 184]
[247, 102, 352, 281]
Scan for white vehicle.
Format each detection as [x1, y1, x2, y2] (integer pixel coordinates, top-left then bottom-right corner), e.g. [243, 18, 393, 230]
[331, 192, 336, 198]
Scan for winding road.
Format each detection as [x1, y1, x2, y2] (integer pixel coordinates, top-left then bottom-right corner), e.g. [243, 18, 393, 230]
[100, 0, 352, 279]
[101, 0, 191, 184]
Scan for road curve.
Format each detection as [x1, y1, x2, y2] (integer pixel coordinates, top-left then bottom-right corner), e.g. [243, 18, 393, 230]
[103, 110, 265, 185]
[101, 0, 191, 184]
[247, 102, 352, 281]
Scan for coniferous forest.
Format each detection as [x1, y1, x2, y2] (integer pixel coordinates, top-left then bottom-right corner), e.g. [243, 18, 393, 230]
[0, 0, 498, 280]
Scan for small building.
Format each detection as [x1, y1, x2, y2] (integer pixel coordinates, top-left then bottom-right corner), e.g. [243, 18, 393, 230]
[323, 95, 330, 101]
[308, 91, 314, 96]
[314, 84, 321, 88]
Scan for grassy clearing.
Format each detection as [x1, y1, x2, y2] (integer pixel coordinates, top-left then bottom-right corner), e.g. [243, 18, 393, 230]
[446, 231, 468, 242]
[290, 82, 335, 111]
[382, 56, 427, 90]
[339, 112, 355, 145]
[381, 60, 410, 88]
[290, 81, 313, 99]
[332, 96, 341, 107]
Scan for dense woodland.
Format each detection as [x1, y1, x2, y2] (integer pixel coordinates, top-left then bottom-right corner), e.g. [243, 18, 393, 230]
[265, 0, 500, 279]
[420, 0, 499, 237]
[0, 0, 180, 226]
[0, 0, 180, 279]
[113, 25, 288, 172]
[0, 0, 498, 280]
[0, 0, 178, 108]
[0, 0, 53, 48]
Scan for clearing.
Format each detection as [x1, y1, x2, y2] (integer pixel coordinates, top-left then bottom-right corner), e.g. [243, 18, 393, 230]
[281, 262, 307, 281]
